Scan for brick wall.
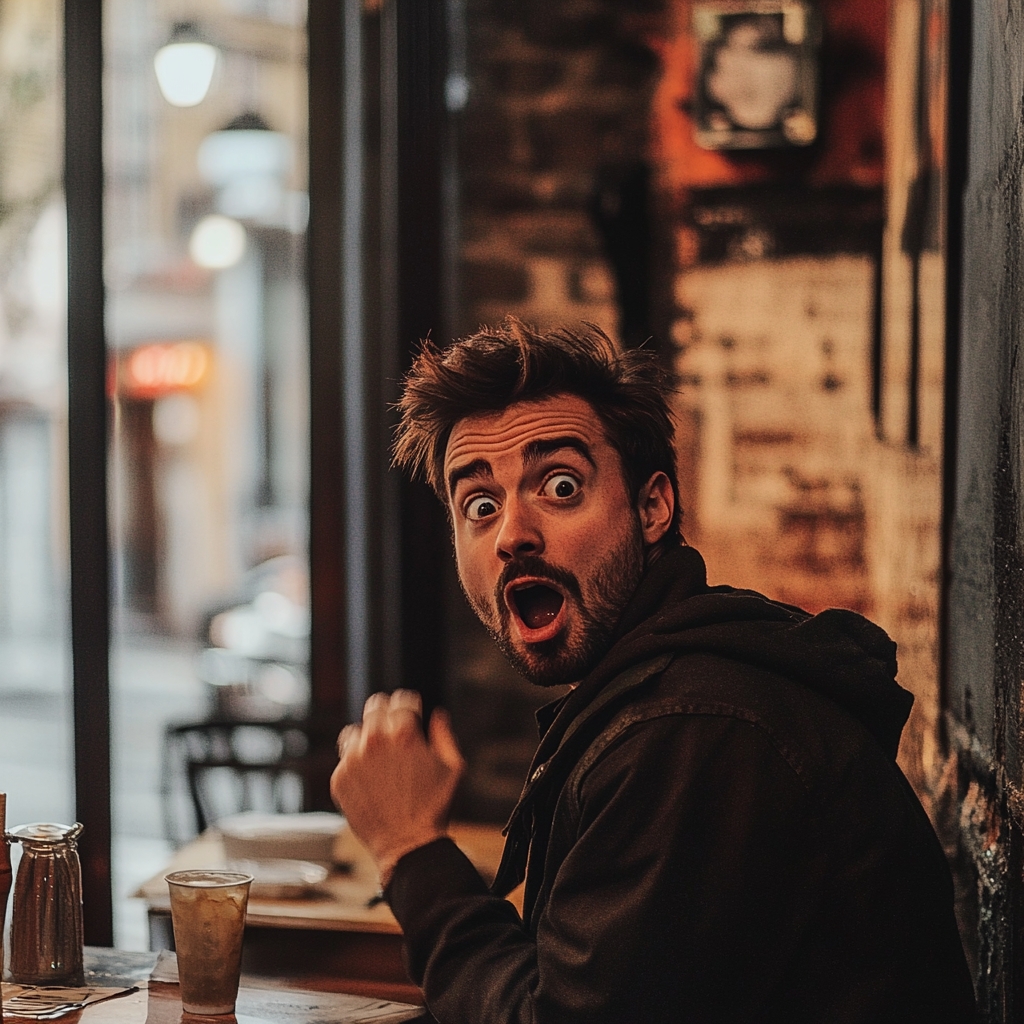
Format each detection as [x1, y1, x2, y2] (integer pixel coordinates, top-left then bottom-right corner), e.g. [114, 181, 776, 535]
[672, 256, 876, 615]
[457, 0, 665, 339]
[449, 0, 669, 820]
[447, 0, 947, 824]
[670, 248, 944, 804]
[659, 0, 947, 809]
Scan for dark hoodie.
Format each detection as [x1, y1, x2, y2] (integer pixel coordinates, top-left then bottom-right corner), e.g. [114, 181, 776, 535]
[387, 545, 976, 1023]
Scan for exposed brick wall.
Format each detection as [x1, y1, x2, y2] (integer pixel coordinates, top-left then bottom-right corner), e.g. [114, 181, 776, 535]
[447, 0, 947, 831]
[450, 0, 669, 820]
[660, 0, 946, 816]
[457, 0, 665, 339]
[672, 256, 876, 615]
[669, 247, 944, 804]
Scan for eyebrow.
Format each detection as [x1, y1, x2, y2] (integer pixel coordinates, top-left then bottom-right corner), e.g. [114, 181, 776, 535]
[447, 458, 493, 497]
[521, 437, 596, 469]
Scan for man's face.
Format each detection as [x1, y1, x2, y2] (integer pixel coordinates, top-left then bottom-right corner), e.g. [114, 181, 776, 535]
[444, 394, 646, 686]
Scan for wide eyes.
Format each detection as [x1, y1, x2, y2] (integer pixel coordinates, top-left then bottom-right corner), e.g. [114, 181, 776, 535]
[462, 473, 580, 521]
[541, 473, 579, 499]
[466, 495, 500, 520]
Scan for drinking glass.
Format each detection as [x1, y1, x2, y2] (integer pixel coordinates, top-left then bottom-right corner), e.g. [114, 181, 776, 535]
[165, 869, 253, 1015]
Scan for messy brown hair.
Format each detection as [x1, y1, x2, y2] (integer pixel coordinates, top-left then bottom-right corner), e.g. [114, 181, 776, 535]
[393, 317, 683, 539]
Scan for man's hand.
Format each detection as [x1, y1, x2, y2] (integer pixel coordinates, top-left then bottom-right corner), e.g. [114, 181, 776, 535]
[330, 690, 465, 887]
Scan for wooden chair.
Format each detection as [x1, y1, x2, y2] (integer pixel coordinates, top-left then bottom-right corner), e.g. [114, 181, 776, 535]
[161, 717, 339, 843]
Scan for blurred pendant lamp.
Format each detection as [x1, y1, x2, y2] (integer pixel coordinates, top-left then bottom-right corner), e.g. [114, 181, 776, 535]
[197, 112, 294, 225]
[154, 21, 219, 107]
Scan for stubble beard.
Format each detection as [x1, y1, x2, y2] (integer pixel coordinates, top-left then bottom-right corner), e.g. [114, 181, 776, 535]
[463, 519, 646, 687]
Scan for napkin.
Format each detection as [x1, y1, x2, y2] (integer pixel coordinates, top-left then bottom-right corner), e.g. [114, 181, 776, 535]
[0, 984, 139, 1021]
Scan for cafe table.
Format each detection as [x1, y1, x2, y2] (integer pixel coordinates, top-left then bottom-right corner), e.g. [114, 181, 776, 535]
[1, 946, 426, 1022]
[134, 822, 521, 1005]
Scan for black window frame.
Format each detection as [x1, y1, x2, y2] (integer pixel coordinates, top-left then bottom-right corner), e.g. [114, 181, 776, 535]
[64, 0, 450, 941]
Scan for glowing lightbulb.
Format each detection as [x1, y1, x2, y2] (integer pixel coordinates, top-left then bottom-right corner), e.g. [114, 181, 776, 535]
[154, 35, 218, 107]
[189, 215, 246, 269]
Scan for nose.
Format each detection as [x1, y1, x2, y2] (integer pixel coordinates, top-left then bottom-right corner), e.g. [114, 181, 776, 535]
[495, 496, 543, 563]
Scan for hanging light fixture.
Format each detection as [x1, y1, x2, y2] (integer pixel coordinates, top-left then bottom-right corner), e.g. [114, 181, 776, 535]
[197, 112, 294, 224]
[154, 22, 219, 108]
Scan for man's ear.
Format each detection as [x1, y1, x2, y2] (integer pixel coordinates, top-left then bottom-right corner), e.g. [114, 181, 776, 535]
[637, 471, 675, 546]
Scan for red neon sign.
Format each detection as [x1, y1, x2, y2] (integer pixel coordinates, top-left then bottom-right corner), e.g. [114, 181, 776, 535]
[119, 341, 210, 398]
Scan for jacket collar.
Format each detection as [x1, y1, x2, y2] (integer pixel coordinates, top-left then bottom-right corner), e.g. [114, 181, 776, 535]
[529, 543, 708, 765]
[490, 544, 707, 897]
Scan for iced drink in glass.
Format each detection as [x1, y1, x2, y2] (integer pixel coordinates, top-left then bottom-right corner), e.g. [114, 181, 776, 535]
[165, 869, 253, 1015]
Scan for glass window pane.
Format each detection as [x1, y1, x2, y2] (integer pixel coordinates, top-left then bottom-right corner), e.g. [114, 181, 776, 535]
[104, 0, 309, 949]
[0, 0, 72, 831]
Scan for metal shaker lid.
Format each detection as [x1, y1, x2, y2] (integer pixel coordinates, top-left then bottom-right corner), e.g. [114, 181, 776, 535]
[8, 822, 84, 843]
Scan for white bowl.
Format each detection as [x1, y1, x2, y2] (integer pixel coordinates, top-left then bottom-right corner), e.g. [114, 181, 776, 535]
[216, 811, 345, 863]
[226, 857, 329, 898]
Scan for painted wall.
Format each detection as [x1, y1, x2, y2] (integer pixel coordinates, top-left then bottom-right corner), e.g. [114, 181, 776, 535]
[656, 0, 954, 822]
[447, 0, 1022, 1009]
[943, 2, 1024, 1016]
[448, 0, 963, 907]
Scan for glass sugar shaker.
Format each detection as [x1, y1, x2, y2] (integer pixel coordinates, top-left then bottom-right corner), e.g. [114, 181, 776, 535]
[5, 822, 85, 986]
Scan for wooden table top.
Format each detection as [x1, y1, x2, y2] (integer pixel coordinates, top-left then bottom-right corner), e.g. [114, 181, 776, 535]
[50, 948, 425, 1023]
[135, 822, 518, 935]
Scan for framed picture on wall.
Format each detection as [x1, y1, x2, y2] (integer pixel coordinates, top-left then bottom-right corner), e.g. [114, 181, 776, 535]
[691, 0, 821, 150]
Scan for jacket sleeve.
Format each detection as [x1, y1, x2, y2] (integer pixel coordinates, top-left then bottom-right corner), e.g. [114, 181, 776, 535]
[386, 714, 820, 1024]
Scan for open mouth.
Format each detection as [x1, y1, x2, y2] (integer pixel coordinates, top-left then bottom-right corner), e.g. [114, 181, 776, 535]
[506, 579, 566, 642]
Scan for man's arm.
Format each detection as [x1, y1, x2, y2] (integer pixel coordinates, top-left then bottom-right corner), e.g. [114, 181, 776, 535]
[386, 714, 820, 1024]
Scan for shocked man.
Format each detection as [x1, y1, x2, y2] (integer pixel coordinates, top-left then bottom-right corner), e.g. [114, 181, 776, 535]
[330, 318, 975, 1023]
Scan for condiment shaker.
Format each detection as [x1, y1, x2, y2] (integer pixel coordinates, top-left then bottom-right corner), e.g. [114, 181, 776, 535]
[0, 794, 11, 1022]
[5, 822, 85, 986]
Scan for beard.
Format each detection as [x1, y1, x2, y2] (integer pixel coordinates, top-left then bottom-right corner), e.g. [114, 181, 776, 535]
[462, 518, 646, 687]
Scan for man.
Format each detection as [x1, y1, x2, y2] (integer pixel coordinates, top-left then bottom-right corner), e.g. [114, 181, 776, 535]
[331, 318, 976, 1023]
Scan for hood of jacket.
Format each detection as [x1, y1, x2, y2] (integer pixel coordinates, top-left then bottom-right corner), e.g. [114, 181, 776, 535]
[491, 542, 912, 898]
[536, 542, 910, 764]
